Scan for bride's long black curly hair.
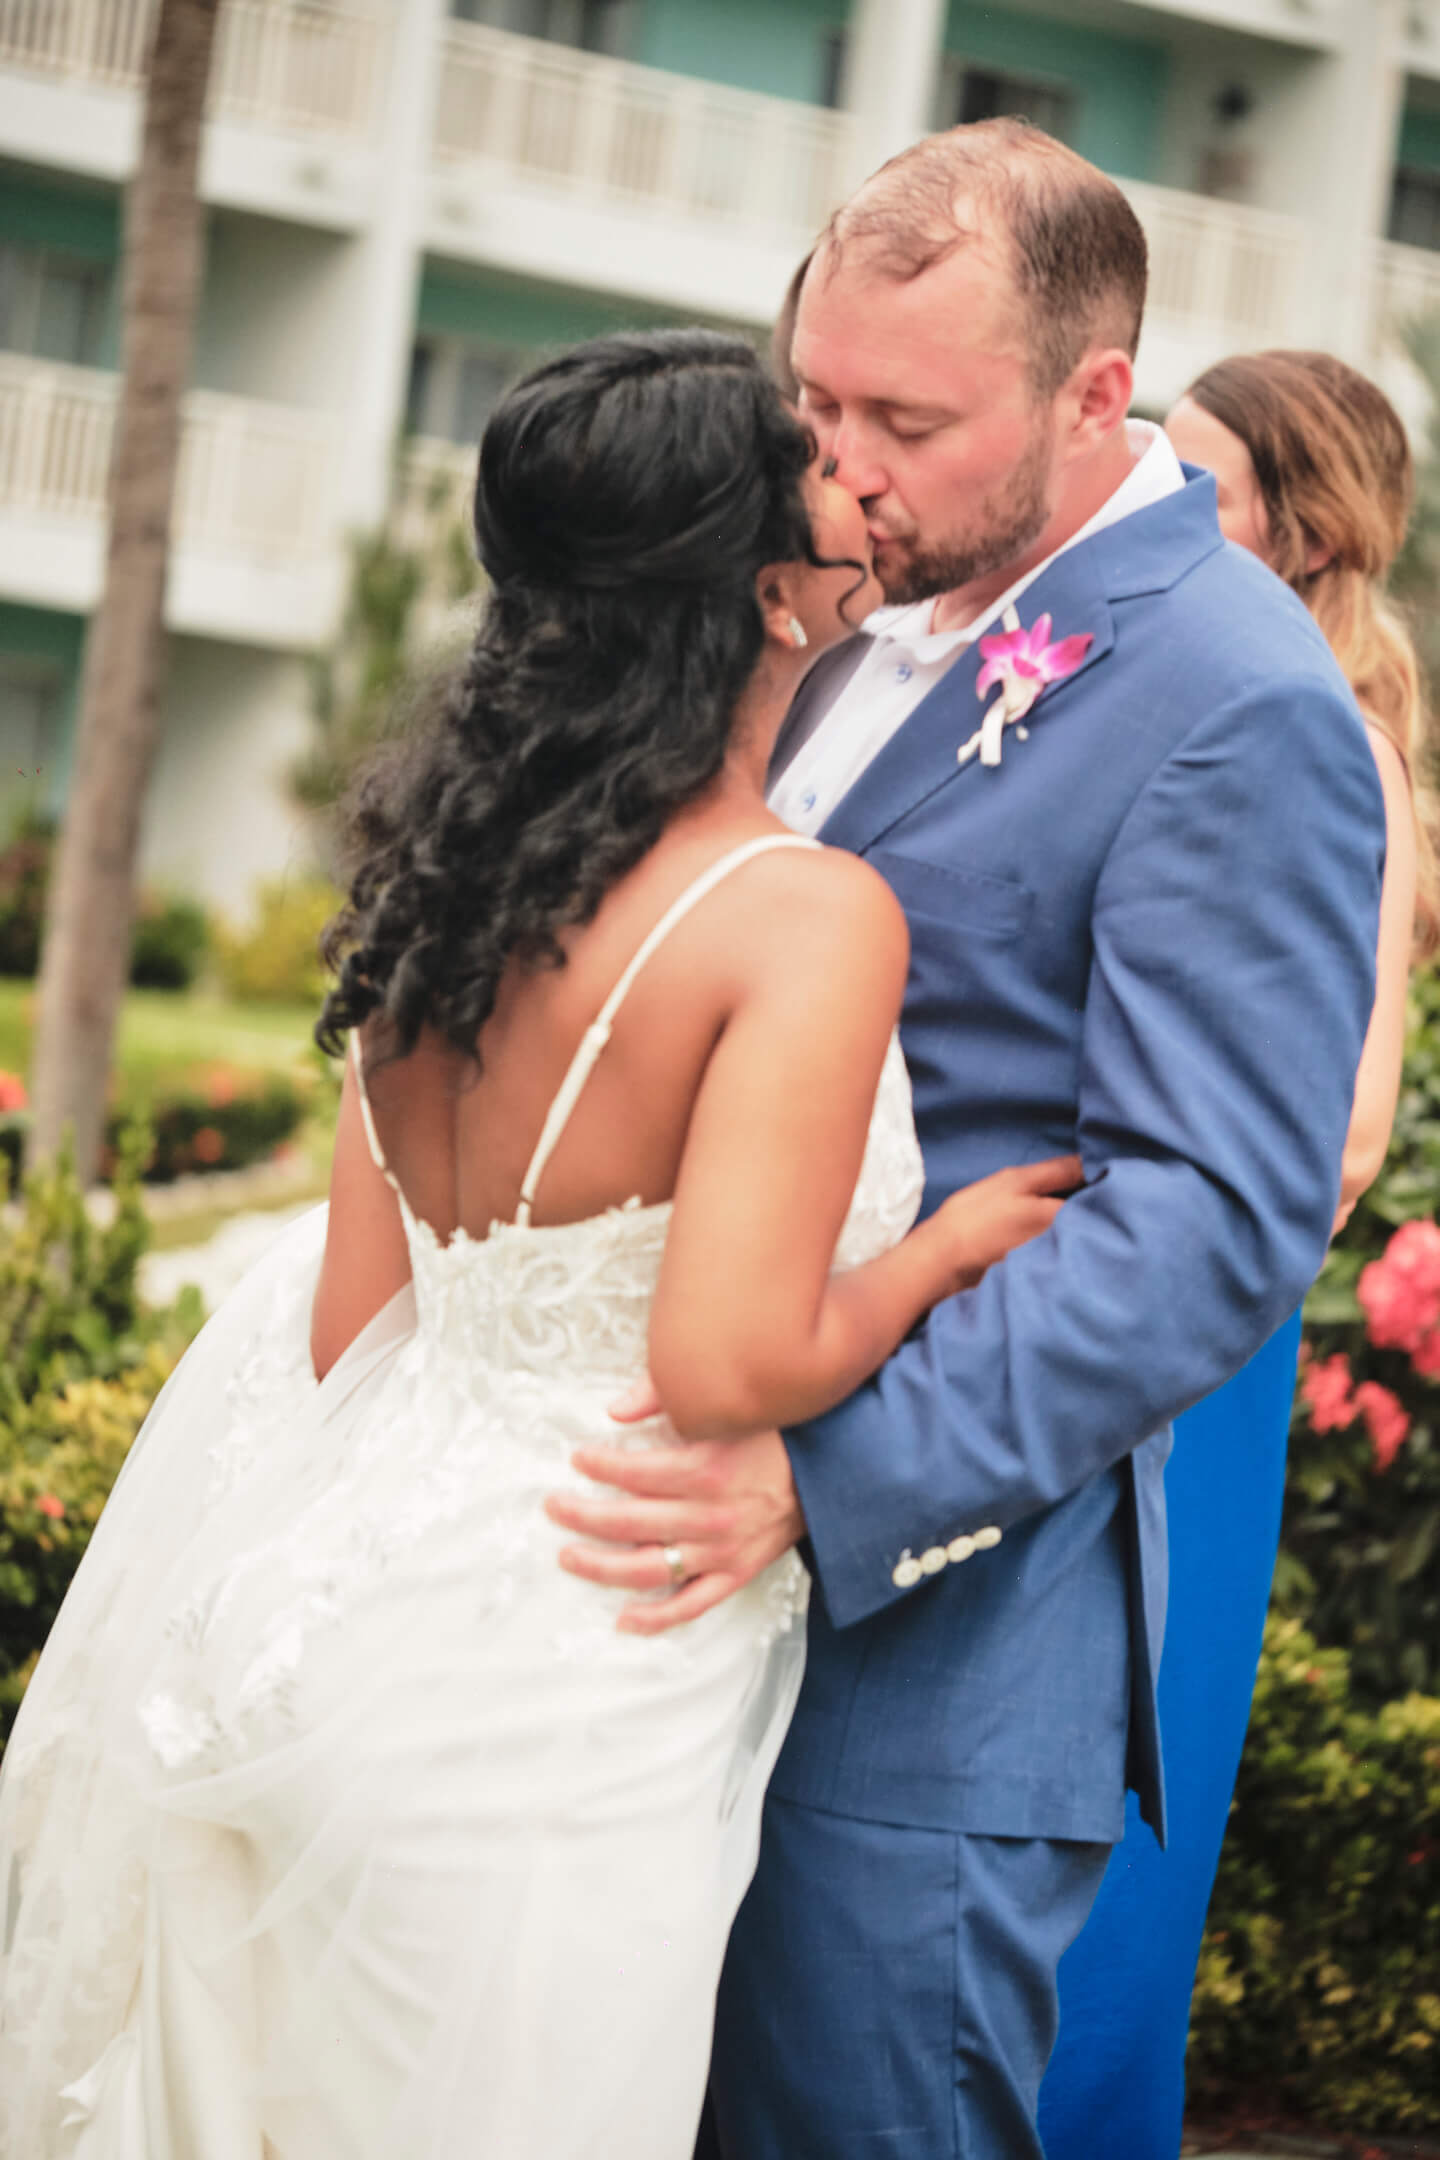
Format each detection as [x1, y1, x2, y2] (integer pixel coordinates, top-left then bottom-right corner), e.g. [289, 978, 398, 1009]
[316, 328, 839, 1067]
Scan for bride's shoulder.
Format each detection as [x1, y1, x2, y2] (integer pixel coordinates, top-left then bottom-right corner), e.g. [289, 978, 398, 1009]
[746, 839, 909, 983]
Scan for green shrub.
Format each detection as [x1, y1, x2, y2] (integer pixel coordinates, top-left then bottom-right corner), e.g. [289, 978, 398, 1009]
[129, 892, 211, 990]
[0, 818, 52, 977]
[1190, 1615, 1440, 2133]
[0, 1126, 200, 1747]
[100, 1068, 309, 1182]
[214, 876, 339, 1006]
[1280, 968, 1440, 1706]
[0, 816, 213, 991]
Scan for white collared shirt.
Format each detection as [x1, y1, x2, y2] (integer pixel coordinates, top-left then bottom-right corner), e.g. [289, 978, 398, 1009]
[769, 420, 1186, 836]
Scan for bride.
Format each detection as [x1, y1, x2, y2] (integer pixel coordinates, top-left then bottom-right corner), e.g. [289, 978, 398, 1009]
[0, 330, 1076, 2158]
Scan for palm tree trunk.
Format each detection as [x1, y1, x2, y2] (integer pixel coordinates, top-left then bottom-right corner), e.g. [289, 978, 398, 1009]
[29, 0, 220, 1181]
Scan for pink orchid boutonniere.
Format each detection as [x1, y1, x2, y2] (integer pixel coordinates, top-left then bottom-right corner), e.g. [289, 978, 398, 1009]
[958, 605, 1095, 769]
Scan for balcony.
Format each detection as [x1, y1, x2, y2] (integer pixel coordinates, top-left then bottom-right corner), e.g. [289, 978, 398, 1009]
[0, 354, 343, 646]
[0, 0, 385, 227]
[1122, 183, 1308, 408]
[428, 20, 853, 322]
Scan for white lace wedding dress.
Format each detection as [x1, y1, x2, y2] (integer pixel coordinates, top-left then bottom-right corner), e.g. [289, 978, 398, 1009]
[0, 835, 923, 2160]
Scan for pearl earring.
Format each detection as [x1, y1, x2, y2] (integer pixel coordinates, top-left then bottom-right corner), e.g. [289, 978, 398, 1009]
[788, 616, 808, 650]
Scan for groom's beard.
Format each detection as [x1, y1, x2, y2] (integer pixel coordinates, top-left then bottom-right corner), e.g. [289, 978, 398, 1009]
[875, 421, 1053, 607]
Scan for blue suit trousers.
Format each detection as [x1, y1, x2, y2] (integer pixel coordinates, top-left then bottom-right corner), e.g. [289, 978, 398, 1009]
[698, 1796, 1109, 2158]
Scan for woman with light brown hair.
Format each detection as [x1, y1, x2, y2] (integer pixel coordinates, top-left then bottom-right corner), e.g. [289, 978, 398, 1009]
[1042, 350, 1432, 2159]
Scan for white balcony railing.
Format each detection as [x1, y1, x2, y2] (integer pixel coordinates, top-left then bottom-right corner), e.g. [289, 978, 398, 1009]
[0, 0, 382, 139]
[394, 435, 475, 558]
[0, 355, 338, 565]
[1373, 240, 1440, 343]
[1123, 181, 1306, 353]
[433, 21, 852, 243]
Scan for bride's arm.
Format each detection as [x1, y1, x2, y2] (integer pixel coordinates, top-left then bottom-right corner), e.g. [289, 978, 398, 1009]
[310, 1058, 413, 1380]
[647, 851, 1073, 1439]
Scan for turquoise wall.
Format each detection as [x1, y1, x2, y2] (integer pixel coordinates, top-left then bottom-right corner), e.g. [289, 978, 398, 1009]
[943, 2, 1166, 182]
[0, 169, 122, 366]
[0, 170, 120, 258]
[636, 0, 848, 107]
[0, 603, 87, 818]
[1398, 105, 1440, 176]
[418, 262, 710, 345]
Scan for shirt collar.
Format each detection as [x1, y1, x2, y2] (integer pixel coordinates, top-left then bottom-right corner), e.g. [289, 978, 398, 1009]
[864, 419, 1185, 660]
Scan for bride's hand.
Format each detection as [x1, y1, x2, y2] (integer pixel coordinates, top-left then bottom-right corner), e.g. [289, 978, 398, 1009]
[933, 1154, 1083, 1296]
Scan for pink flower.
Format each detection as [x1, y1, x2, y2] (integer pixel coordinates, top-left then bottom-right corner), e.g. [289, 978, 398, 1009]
[976, 613, 1094, 698]
[1357, 1219, 1440, 1355]
[1300, 1351, 1358, 1432]
[1353, 1380, 1410, 1472]
[0, 1070, 27, 1113]
[35, 1493, 64, 1520]
[962, 610, 1096, 769]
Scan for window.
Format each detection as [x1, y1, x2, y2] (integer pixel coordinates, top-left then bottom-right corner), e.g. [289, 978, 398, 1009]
[1390, 167, 1440, 252]
[451, 0, 637, 57]
[0, 662, 59, 800]
[941, 62, 1074, 144]
[0, 246, 110, 368]
[405, 336, 531, 444]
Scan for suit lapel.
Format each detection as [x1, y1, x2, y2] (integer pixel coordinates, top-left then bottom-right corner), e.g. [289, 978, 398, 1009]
[820, 547, 1116, 856]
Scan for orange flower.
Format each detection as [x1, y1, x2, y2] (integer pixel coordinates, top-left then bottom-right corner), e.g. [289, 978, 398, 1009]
[0, 1070, 27, 1113]
[35, 1493, 64, 1520]
[205, 1066, 237, 1107]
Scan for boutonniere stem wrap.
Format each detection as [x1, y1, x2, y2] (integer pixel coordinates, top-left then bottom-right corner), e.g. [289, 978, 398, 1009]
[958, 605, 1095, 769]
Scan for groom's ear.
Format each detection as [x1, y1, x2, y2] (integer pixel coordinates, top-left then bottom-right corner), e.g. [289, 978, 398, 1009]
[1061, 347, 1134, 460]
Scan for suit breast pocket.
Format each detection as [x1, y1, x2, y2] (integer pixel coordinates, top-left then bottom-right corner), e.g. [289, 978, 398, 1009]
[868, 849, 1034, 943]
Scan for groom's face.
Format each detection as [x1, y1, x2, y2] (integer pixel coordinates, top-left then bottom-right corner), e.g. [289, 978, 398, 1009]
[791, 235, 1058, 607]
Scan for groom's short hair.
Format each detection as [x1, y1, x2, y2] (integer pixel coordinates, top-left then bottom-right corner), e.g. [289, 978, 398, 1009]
[821, 118, 1148, 397]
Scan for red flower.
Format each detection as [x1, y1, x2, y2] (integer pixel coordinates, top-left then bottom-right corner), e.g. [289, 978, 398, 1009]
[35, 1493, 64, 1520]
[1358, 1219, 1440, 1356]
[1299, 1351, 1358, 1432]
[191, 1125, 225, 1166]
[0, 1070, 27, 1112]
[1353, 1380, 1410, 1472]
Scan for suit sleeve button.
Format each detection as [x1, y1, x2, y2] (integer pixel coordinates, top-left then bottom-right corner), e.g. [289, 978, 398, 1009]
[919, 1545, 949, 1575]
[972, 1526, 1002, 1550]
[946, 1534, 976, 1564]
[892, 1552, 923, 1589]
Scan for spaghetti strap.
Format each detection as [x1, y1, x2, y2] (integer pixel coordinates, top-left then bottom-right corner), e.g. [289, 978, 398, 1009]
[514, 832, 820, 1226]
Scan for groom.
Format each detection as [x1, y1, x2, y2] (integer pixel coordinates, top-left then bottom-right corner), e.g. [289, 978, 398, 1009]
[548, 120, 1385, 2154]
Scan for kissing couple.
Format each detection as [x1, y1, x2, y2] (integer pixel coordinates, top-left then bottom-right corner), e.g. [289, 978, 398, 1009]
[0, 118, 1383, 2159]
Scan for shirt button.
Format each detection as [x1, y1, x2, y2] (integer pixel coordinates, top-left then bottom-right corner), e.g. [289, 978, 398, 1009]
[919, 1545, 949, 1575]
[946, 1534, 976, 1564]
[972, 1526, 1003, 1550]
[892, 1552, 923, 1589]
[894, 662, 913, 682]
[800, 789, 817, 813]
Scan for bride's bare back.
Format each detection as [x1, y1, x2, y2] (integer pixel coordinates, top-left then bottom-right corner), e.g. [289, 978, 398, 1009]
[311, 802, 911, 1383]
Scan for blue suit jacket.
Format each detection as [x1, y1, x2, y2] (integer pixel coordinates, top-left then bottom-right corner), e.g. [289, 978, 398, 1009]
[774, 471, 1384, 1846]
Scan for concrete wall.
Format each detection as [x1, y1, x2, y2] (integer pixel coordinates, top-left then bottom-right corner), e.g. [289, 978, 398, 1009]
[192, 212, 373, 411]
[140, 637, 318, 916]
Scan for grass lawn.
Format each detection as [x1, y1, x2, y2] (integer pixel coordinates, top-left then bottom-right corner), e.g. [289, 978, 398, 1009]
[0, 980, 326, 1104]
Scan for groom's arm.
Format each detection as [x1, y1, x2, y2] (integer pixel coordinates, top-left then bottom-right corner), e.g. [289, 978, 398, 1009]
[786, 669, 1384, 1629]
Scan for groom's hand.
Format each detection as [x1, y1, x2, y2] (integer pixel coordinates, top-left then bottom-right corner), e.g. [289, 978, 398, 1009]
[543, 1378, 805, 1635]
